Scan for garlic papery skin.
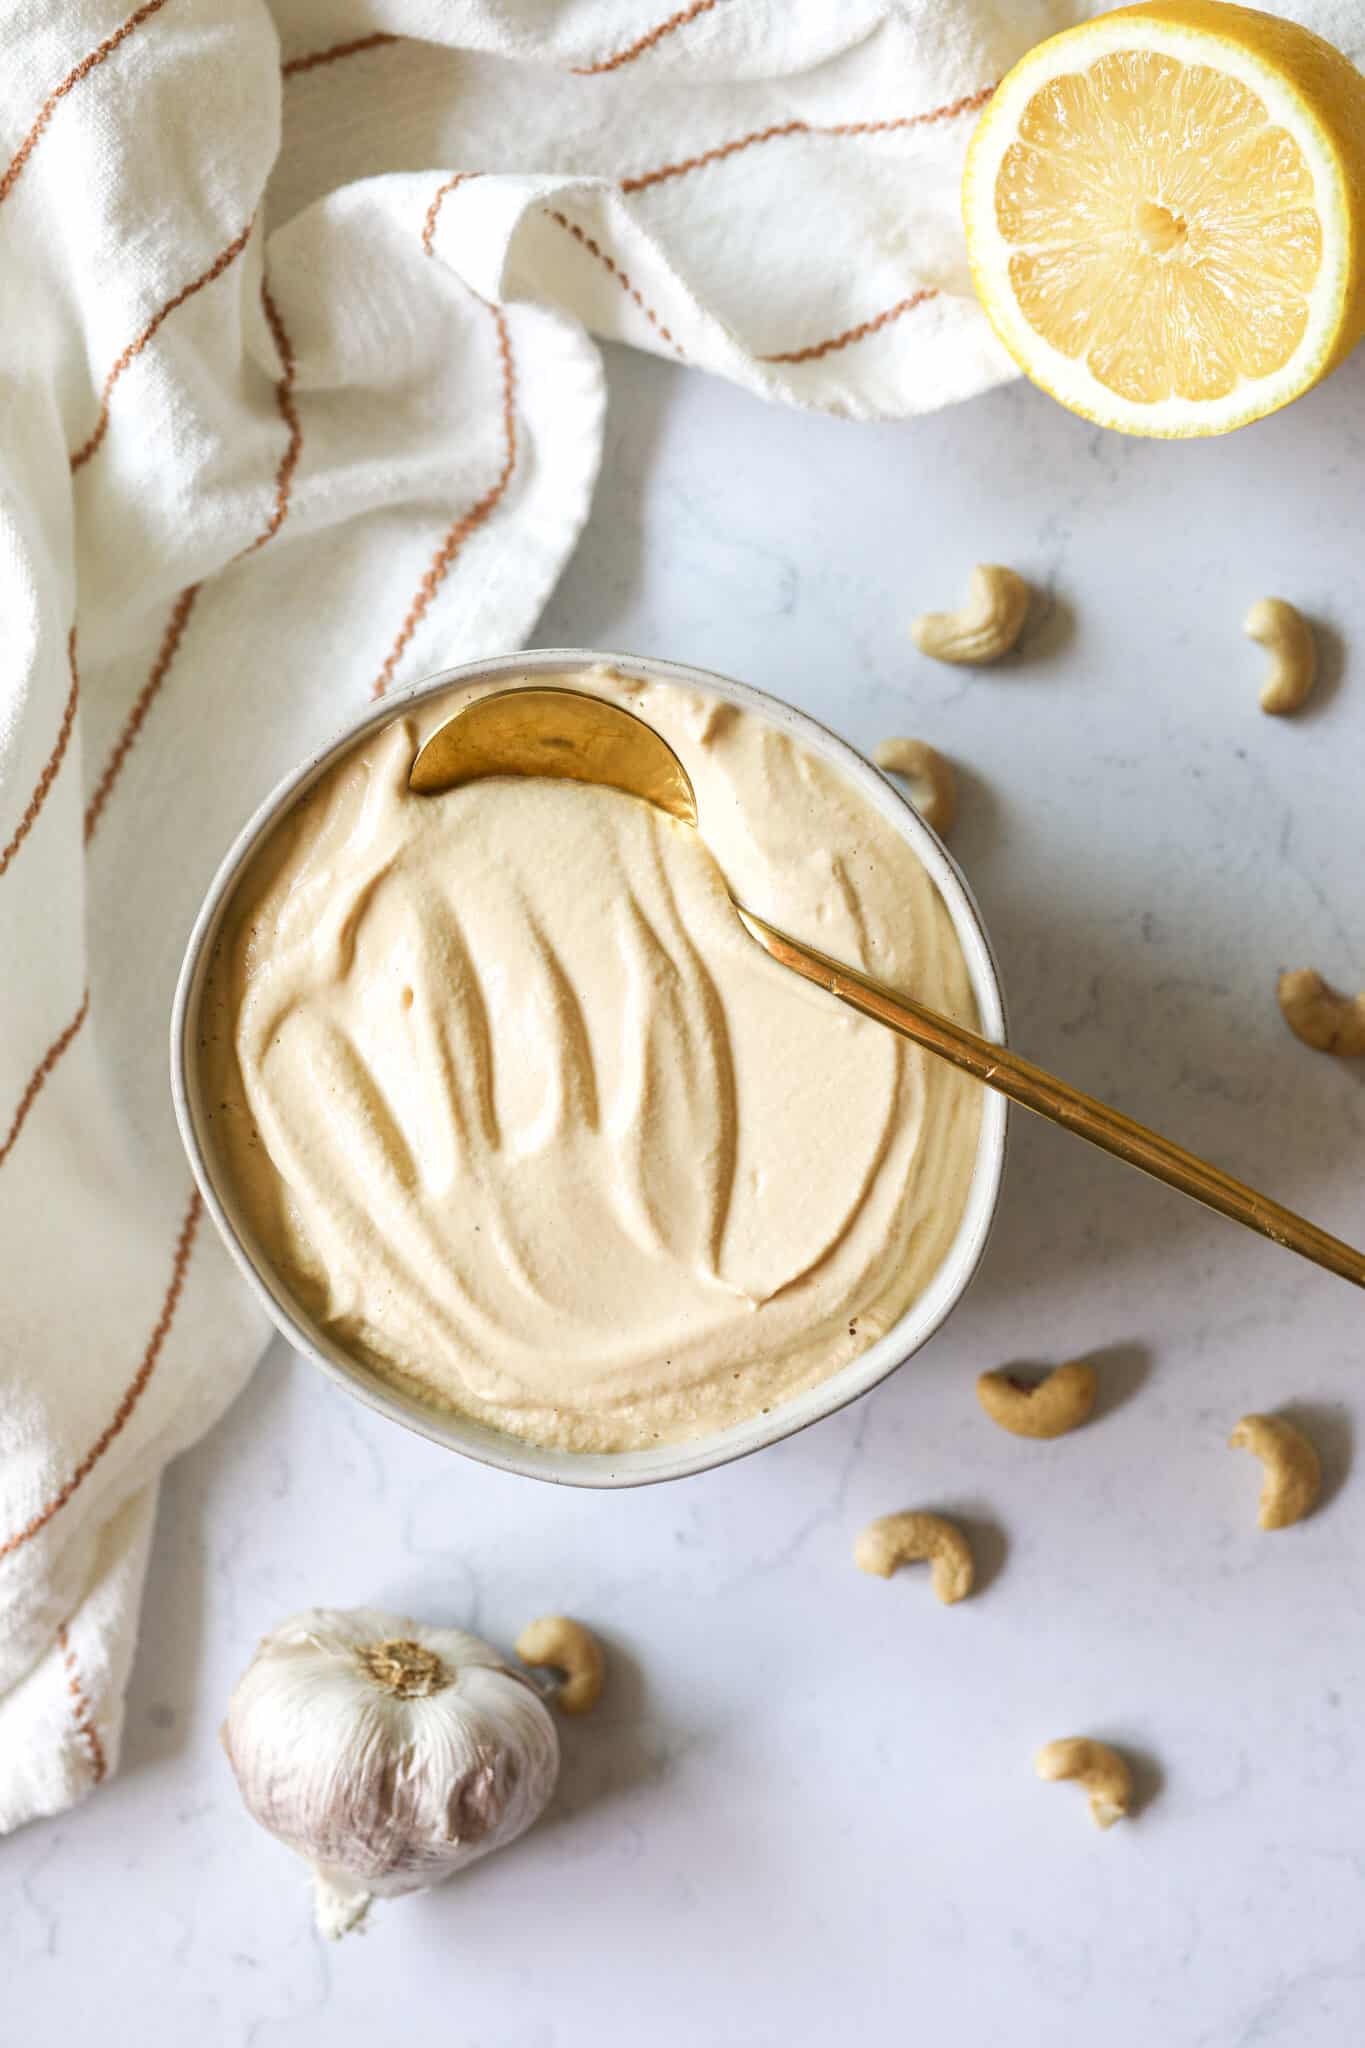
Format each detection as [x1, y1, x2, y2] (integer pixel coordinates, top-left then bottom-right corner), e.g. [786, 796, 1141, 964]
[222, 1608, 560, 1938]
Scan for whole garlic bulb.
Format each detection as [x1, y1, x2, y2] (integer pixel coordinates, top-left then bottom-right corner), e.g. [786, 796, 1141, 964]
[222, 1607, 560, 1938]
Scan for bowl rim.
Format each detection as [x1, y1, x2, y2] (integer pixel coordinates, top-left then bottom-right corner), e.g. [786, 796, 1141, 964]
[170, 647, 1009, 1487]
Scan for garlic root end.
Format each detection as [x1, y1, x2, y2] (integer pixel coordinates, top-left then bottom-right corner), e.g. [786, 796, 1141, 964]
[312, 1868, 374, 1940]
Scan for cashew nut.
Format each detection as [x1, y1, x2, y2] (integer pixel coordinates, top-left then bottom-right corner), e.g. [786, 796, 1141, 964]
[854, 1511, 974, 1604]
[1245, 597, 1317, 714]
[911, 564, 1031, 666]
[1277, 969, 1365, 1057]
[1035, 1737, 1133, 1829]
[515, 1615, 605, 1715]
[1229, 1413, 1321, 1529]
[874, 737, 958, 836]
[976, 1360, 1097, 1439]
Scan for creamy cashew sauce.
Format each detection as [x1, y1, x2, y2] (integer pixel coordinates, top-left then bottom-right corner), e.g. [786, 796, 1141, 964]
[200, 671, 982, 1453]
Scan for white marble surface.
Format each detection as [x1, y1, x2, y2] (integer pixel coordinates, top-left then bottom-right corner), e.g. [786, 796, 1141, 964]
[8, 342, 1365, 2045]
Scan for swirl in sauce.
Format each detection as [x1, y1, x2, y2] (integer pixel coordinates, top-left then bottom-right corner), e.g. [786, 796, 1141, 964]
[199, 672, 981, 1451]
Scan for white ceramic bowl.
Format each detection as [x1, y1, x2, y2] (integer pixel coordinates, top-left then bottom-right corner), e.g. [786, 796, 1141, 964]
[171, 649, 1008, 1487]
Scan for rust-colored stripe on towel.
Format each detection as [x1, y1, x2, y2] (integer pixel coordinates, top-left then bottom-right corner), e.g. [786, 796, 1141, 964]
[422, 171, 482, 259]
[546, 209, 684, 356]
[621, 84, 996, 194]
[281, 32, 399, 78]
[241, 279, 302, 556]
[0, 1189, 203, 1565]
[824, 88, 997, 141]
[762, 288, 938, 364]
[85, 586, 200, 844]
[57, 1626, 108, 1785]
[572, 0, 719, 75]
[370, 299, 519, 700]
[0, 631, 79, 882]
[70, 216, 256, 473]
[0, 0, 171, 211]
[0, 992, 90, 1172]
[622, 119, 805, 195]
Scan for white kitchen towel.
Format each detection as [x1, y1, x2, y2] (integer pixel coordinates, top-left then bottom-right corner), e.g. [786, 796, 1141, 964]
[2, 0, 1360, 1831]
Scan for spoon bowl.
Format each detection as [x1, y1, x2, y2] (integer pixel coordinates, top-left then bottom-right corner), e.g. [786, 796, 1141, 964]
[409, 685, 699, 823]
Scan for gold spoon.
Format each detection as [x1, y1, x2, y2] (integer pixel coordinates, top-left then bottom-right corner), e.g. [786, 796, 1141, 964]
[410, 684, 1365, 1292]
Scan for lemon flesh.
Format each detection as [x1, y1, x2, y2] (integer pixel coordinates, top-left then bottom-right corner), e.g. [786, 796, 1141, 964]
[965, 3, 1365, 435]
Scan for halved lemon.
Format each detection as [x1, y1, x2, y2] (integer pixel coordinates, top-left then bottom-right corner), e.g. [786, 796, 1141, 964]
[963, 1, 1365, 435]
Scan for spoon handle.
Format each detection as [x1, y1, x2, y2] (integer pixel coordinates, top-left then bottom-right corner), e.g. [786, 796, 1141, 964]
[738, 908, 1365, 1292]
